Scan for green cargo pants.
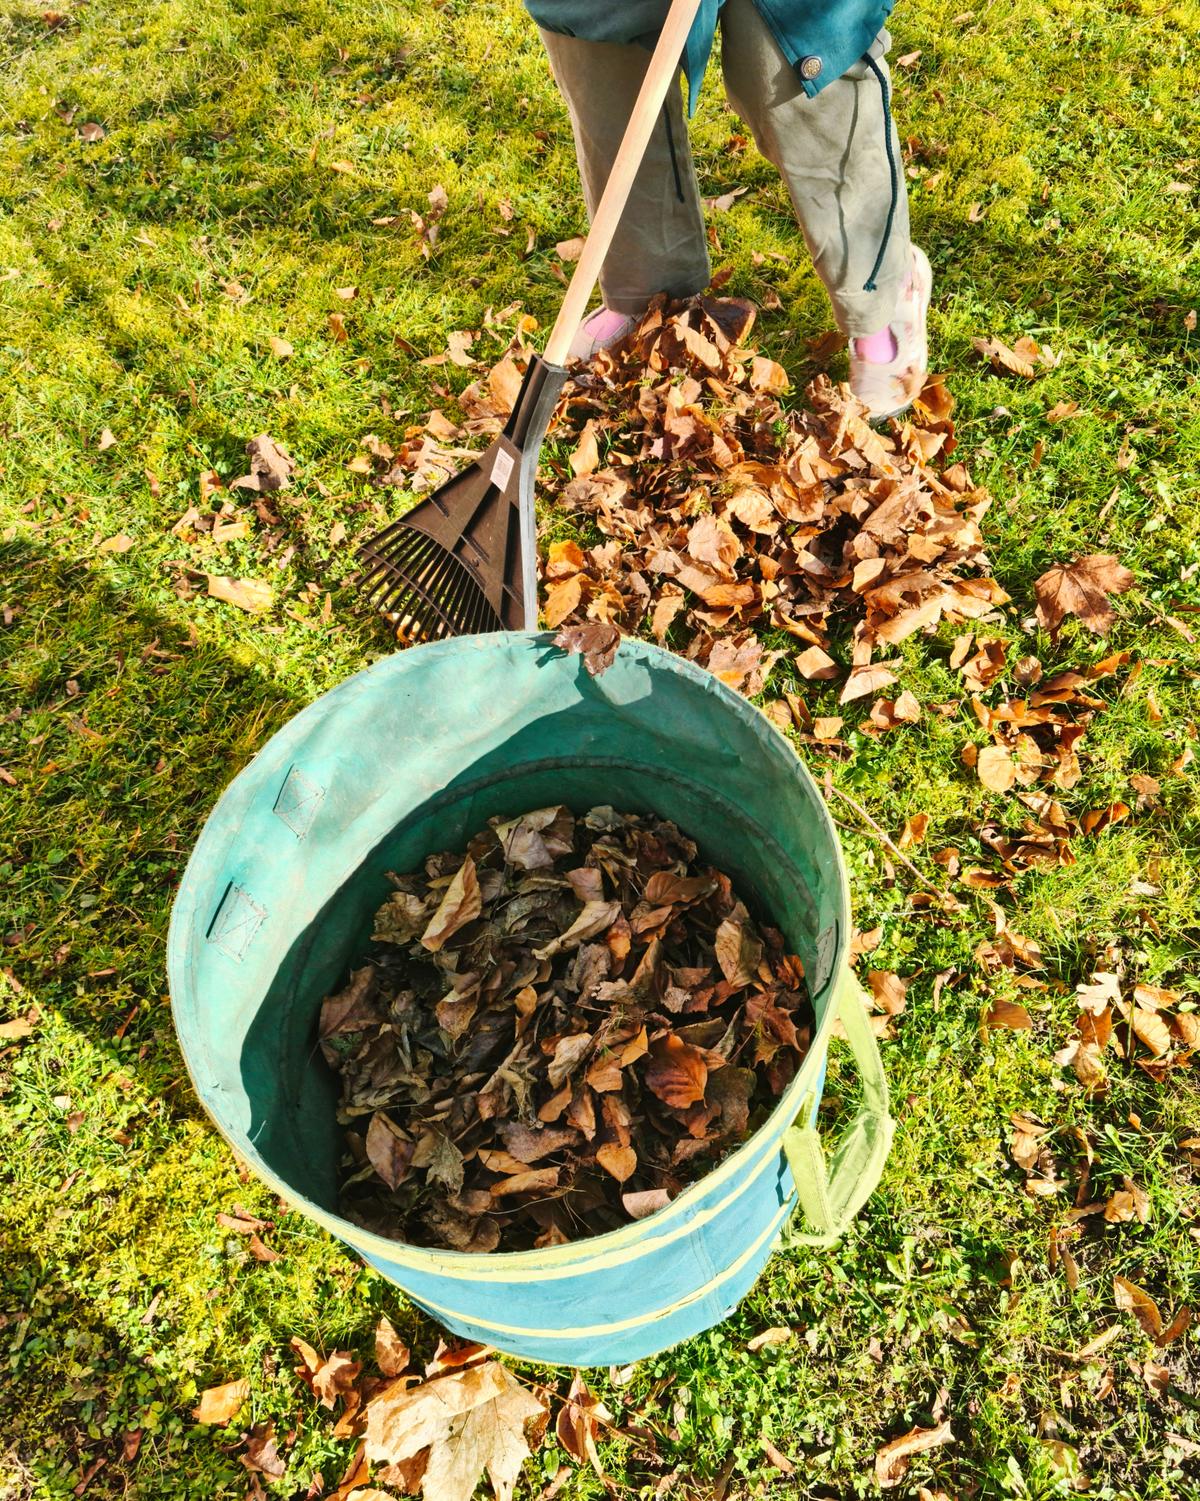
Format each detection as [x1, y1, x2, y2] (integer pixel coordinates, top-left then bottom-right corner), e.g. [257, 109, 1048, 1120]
[538, 0, 911, 337]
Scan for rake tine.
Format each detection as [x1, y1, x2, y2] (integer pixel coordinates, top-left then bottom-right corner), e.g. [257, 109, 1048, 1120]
[370, 532, 497, 639]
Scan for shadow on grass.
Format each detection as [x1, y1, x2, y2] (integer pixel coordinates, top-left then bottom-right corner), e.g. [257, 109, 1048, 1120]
[0, 532, 411, 1493]
[0, 532, 371, 1078]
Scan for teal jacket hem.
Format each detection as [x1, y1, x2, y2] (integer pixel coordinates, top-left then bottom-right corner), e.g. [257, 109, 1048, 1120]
[525, 0, 896, 115]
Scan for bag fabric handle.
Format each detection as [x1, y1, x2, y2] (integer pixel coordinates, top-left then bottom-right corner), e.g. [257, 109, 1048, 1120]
[783, 970, 894, 1246]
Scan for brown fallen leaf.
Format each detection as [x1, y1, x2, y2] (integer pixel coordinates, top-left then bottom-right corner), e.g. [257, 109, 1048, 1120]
[644, 1034, 708, 1108]
[746, 1327, 793, 1352]
[247, 1232, 280, 1262]
[553, 621, 620, 678]
[1156, 1306, 1192, 1348]
[420, 857, 482, 952]
[595, 1142, 637, 1183]
[555, 1373, 612, 1480]
[971, 334, 1056, 378]
[367, 1112, 415, 1189]
[621, 1188, 671, 1219]
[1104, 1177, 1150, 1224]
[205, 575, 274, 614]
[97, 533, 134, 554]
[985, 999, 1032, 1030]
[976, 744, 1016, 792]
[760, 1436, 795, 1476]
[898, 813, 929, 849]
[192, 1378, 250, 1426]
[1034, 554, 1135, 636]
[268, 335, 294, 359]
[241, 1421, 286, 1478]
[875, 1421, 954, 1487]
[375, 1317, 411, 1378]
[703, 185, 750, 213]
[867, 971, 907, 1017]
[1131, 1007, 1172, 1057]
[229, 434, 296, 494]
[796, 645, 838, 681]
[555, 237, 585, 262]
[840, 664, 898, 703]
[748, 356, 788, 395]
[1114, 1275, 1163, 1339]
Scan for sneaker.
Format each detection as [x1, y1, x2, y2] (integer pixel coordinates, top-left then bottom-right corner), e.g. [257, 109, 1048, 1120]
[567, 306, 639, 364]
[849, 244, 933, 422]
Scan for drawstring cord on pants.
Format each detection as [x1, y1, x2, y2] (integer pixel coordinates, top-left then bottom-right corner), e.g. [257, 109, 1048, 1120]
[662, 102, 686, 204]
[861, 53, 899, 293]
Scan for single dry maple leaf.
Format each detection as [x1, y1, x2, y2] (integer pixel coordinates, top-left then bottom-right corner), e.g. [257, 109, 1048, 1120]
[1034, 554, 1134, 636]
[365, 1360, 548, 1501]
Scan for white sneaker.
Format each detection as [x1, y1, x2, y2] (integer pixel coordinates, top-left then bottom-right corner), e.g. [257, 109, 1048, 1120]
[567, 306, 639, 364]
[849, 244, 933, 422]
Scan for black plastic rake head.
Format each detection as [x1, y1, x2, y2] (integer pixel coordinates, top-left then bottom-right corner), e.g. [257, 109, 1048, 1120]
[356, 354, 567, 640]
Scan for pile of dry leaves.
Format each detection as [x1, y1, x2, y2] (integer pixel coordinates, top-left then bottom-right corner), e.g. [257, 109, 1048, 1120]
[536, 293, 1007, 701]
[321, 804, 811, 1252]
[348, 293, 1005, 699]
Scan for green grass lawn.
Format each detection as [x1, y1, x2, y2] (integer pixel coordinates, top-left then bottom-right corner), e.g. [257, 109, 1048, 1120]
[2, 0, 1200, 1495]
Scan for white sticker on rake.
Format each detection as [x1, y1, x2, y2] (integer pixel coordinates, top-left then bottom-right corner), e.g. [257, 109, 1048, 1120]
[490, 449, 515, 490]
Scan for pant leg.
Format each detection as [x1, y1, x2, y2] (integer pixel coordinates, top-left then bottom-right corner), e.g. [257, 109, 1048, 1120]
[537, 27, 711, 315]
[719, 0, 912, 337]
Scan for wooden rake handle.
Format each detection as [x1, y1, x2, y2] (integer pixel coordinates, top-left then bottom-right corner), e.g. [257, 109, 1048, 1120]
[543, 0, 705, 368]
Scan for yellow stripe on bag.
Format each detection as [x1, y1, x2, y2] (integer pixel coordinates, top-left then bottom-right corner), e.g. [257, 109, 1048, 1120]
[411, 1198, 793, 1341]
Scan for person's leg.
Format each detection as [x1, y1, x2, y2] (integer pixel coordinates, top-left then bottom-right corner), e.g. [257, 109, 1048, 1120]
[719, 0, 913, 338]
[537, 26, 711, 337]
